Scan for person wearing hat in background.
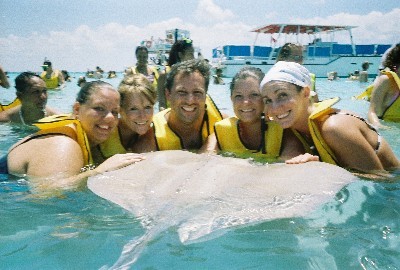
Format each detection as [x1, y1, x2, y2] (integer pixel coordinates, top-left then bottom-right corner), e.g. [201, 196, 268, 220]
[260, 61, 399, 175]
[40, 59, 65, 90]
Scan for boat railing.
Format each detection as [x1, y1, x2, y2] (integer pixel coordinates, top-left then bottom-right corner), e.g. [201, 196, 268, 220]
[214, 43, 392, 62]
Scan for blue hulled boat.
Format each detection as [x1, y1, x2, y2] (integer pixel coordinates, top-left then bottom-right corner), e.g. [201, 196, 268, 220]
[212, 24, 392, 78]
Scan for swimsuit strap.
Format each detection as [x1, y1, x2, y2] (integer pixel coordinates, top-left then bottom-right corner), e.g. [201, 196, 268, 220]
[331, 112, 381, 153]
[260, 113, 267, 154]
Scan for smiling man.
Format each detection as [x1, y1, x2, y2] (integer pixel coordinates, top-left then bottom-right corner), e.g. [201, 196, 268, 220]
[134, 59, 223, 152]
[0, 72, 59, 125]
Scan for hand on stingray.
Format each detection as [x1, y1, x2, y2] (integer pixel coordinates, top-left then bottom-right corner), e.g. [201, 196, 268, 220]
[96, 153, 146, 173]
[285, 153, 320, 164]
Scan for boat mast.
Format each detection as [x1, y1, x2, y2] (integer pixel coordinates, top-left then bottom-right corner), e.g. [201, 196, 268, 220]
[348, 27, 356, 56]
[252, 33, 259, 59]
[268, 24, 285, 61]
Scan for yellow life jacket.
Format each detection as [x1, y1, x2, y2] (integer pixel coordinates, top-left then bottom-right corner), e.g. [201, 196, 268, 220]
[131, 66, 159, 89]
[381, 70, 400, 122]
[32, 114, 93, 165]
[308, 97, 340, 165]
[98, 128, 127, 158]
[310, 73, 316, 92]
[214, 116, 283, 159]
[293, 98, 340, 165]
[0, 98, 21, 112]
[153, 95, 223, 150]
[40, 70, 60, 89]
[354, 84, 374, 101]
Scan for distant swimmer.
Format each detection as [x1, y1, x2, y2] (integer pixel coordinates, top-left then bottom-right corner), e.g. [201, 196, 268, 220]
[40, 59, 65, 89]
[125, 46, 159, 90]
[359, 61, 370, 83]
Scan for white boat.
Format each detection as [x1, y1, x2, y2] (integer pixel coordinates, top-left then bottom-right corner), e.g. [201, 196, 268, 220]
[139, 29, 201, 70]
[212, 24, 392, 78]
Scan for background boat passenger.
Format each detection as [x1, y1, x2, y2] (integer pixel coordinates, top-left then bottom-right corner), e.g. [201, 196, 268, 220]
[134, 59, 223, 152]
[0, 72, 59, 125]
[157, 38, 195, 110]
[261, 61, 399, 175]
[98, 74, 157, 160]
[40, 59, 65, 89]
[368, 43, 400, 129]
[0, 65, 10, 89]
[6, 80, 145, 193]
[203, 66, 304, 160]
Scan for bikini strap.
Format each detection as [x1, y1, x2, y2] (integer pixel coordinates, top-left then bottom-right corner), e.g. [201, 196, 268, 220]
[330, 112, 381, 153]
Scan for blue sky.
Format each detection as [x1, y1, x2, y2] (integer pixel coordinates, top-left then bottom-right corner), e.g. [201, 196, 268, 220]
[0, 0, 399, 71]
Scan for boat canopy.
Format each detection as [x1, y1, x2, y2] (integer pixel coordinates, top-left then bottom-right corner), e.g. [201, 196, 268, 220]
[251, 24, 357, 35]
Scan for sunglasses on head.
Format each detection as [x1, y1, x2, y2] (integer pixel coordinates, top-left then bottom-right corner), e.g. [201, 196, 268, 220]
[183, 38, 192, 44]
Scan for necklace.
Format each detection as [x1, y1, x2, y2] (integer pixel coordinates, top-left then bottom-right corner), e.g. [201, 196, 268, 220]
[19, 108, 27, 125]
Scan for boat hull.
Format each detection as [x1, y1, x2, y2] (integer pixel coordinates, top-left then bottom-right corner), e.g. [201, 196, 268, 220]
[218, 55, 382, 78]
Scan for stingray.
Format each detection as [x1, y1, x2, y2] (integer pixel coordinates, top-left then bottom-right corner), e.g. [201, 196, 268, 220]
[88, 150, 357, 269]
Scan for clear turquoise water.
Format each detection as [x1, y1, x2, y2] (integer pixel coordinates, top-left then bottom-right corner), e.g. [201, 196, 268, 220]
[1, 73, 400, 269]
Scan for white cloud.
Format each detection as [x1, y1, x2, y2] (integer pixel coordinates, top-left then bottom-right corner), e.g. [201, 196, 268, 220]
[0, 8, 399, 72]
[194, 0, 235, 23]
[290, 8, 400, 45]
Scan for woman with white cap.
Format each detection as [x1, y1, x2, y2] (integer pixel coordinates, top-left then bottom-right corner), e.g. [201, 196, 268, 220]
[260, 61, 399, 174]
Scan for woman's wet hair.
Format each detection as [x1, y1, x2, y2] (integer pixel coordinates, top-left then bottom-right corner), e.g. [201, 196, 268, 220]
[165, 59, 210, 93]
[383, 43, 400, 72]
[168, 39, 194, 66]
[76, 80, 115, 104]
[15, 72, 42, 93]
[118, 74, 157, 105]
[230, 66, 265, 95]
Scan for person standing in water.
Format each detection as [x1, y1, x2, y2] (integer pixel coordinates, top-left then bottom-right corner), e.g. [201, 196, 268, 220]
[40, 60, 65, 90]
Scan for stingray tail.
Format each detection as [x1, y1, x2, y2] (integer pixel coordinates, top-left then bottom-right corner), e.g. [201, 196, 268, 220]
[101, 226, 163, 270]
